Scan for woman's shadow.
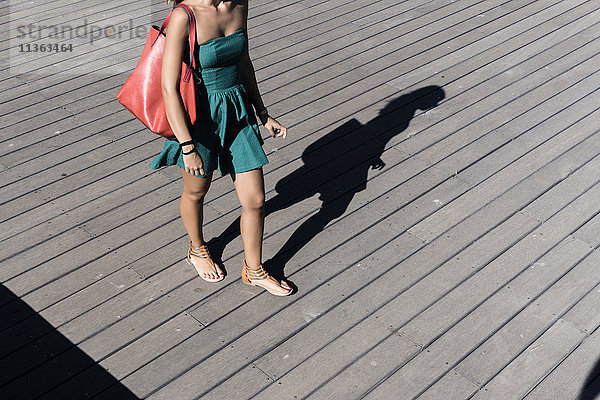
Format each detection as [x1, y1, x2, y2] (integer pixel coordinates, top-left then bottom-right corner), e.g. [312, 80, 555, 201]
[211, 86, 445, 291]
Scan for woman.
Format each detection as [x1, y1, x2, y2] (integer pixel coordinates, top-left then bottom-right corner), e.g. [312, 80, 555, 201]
[150, 0, 292, 296]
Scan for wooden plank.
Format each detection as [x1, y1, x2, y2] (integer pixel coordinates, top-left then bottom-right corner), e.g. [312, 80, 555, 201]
[252, 331, 419, 400]
[0, 123, 131, 203]
[220, 32, 600, 230]
[0, 105, 78, 148]
[563, 282, 600, 335]
[0, 170, 170, 254]
[42, 312, 205, 400]
[0, 108, 133, 170]
[151, 364, 273, 400]
[525, 287, 600, 400]
[0, 282, 139, 399]
[0, 7, 438, 336]
[254, 0, 580, 170]
[419, 168, 600, 397]
[1, 3, 436, 214]
[163, 139, 600, 396]
[408, 103, 600, 242]
[147, 193, 537, 397]
[0, 226, 93, 285]
[0, 264, 194, 398]
[385, 1, 599, 149]
[2, 0, 584, 209]
[388, 0, 596, 91]
[444, 248, 600, 393]
[401, 166, 600, 344]
[2, 1, 600, 398]
[362, 180, 600, 399]
[253, 0, 477, 85]
[1, 170, 185, 297]
[6, 0, 351, 111]
[248, 205, 535, 345]
[369, 236, 594, 399]
[0, 75, 26, 94]
[3, 116, 405, 309]
[258, 4, 600, 238]
[399, 46, 600, 171]
[417, 370, 479, 400]
[270, 0, 550, 111]
[0, 267, 141, 359]
[3, 0, 151, 78]
[37, 76, 600, 394]
[1, 0, 584, 282]
[471, 319, 587, 399]
[106, 225, 424, 397]
[573, 214, 600, 250]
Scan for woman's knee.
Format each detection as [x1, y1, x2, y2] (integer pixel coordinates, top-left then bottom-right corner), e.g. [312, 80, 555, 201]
[180, 168, 212, 201]
[182, 182, 210, 202]
[240, 191, 265, 210]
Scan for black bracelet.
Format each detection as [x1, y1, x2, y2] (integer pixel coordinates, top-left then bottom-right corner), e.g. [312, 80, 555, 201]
[182, 146, 196, 155]
[179, 140, 194, 147]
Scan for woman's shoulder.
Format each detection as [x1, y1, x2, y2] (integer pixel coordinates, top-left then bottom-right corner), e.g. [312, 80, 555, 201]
[169, 5, 192, 27]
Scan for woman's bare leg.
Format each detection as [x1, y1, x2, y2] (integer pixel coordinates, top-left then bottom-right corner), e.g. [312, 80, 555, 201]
[180, 168, 223, 279]
[233, 168, 289, 294]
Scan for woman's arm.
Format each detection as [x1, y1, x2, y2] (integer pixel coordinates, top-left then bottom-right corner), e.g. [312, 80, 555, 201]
[162, 8, 193, 143]
[161, 7, 205, 176]
[240, 41, 266, 120]
[240, 6, 287, 139]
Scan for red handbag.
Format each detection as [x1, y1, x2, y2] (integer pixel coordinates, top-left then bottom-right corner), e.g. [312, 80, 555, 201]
[117, 4, 198, 140]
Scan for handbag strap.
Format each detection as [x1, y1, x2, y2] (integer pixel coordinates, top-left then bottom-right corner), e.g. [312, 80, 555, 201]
[159, 3, 198, 69]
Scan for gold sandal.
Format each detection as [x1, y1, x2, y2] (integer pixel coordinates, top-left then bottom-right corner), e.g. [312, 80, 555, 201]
[241, 259, 292, 296]
[186, 241, 224, 282]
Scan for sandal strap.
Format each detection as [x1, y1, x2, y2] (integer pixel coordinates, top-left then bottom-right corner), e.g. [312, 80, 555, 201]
[188, 241, 211, 259]
[245, 263, 269, 281]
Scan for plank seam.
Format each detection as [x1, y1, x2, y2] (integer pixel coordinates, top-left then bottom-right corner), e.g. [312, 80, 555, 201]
[251, 362, 276, 383]
[77, 225, 96, 240]
[126, 265, 147, 281]
[185, 312, 208, 329]
[560, 316, 590, 337]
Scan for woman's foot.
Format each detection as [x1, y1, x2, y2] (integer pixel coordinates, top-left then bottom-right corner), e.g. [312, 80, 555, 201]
[241, 259, 291, 296]
[186, 241, 225, 282]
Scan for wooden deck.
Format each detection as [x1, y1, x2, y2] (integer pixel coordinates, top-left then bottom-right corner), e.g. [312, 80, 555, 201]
[1, 0, 600, 398]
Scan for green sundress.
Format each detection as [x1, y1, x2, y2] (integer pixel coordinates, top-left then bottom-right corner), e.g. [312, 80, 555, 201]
[149, 28, 269, 177]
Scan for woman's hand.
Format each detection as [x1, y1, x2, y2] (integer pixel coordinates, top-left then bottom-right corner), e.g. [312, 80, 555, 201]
[264, 117, 287, 139]
[182, 146, 205, 176]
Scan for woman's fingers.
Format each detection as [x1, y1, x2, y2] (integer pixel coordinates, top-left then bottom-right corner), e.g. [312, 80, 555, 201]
[268, 122, 287, 139]
[184, 153, 205, 176]
[273, 125, 287, 138]
[278, 126, 287, 138]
